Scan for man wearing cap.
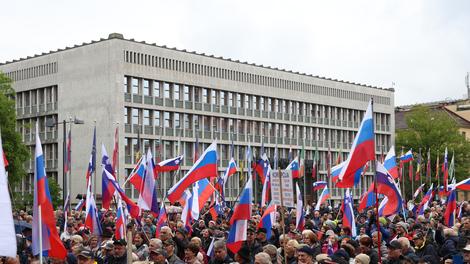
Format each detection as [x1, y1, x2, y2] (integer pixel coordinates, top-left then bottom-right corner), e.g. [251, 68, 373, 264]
[77, 248, 95, 264]
[244, 226, 263, 262]
[383, 241, 404, 264]
[256, 228, 269, 247]
[234, 245, 251, 264]
[96, 240, 114, 264]
[61, 223, 75, 241]
[164, 239, 185, 264]
[463, 244, 470, 264]
[150, 247, 169, 264]
[106, 239, 127, 264]
[297, 245, 315, 264]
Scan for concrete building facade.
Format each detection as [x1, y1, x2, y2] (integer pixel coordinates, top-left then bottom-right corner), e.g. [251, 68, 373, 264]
[0, 33, 395, 205]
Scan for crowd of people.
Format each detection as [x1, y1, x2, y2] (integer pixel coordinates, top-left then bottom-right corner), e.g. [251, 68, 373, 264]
[8, 199, 470, 264]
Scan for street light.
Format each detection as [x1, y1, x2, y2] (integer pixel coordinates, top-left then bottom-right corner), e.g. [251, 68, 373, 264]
[46, 116, 84, 204]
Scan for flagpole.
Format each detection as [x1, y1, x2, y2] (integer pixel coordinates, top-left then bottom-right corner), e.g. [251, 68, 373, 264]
[38, 204, 43, 264]
[419, 148, 422, 186]
[278, 167, 288, 264]
[93, 121, 97, 197]
[68, 119, 72, 211]
[302, 139, 307, 206]
[370, 98, 382, 264]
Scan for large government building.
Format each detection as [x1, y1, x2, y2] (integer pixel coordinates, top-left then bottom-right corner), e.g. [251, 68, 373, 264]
[0, 33, 395, 205]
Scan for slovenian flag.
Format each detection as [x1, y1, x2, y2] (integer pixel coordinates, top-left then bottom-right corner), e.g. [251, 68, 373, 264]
[358, 183, 376, 212]
[312, 181, 327, 191]
[227, 176, 252, 254]
[314, 186, 330, 211]
[384, 146, 399, 179]
[455, 177, 470, 191]
[126, 156, 146, 193]
[342, 189, 356, 237]
[399, 150, 413, 163]
[155, 155, 183, 173]
[167, 142, 218, 203]
[337, 100, 375, 188]
[296, 183, 305, 231]
[375, 162, 403, 216]
[444, 186, 457, 227]
[32, 124, 67, 260]
[258, 202, 276, 240]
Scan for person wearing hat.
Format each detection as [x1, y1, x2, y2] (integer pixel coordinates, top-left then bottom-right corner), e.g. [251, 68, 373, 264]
[106, 239, 127, 264]
[235, 245, 251, 264]
[462, 244, 470, 263]
[164, 239, 185, 264]
[244, 226, 262, 262]
[256, 228, 269, 247]
[150, 247, 168, 264]
[96, 240, 114, 263]
[413, 231, 438, 264]
[383, 240, 404, 264]
[355, 253, 370, 264]
[174, 228, 190, 259]
[77, 248, 95, 264]
[395, 222, 412, 240]
[61, 222, 75, 241]
[297, 245, 315, 264]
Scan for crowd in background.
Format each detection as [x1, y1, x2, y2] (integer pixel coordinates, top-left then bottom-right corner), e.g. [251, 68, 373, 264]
[8, 199, 470, 264]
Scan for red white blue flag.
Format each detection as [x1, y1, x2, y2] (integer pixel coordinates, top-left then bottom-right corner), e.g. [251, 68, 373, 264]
[138, 149, 159, 216]
[342, 189, 356, 237]
[337, 100, 375, 188]
[258, 201, 276, 240]
[227, 176, 252, 254]
[295, 183, 305, 231]
[101, 144, 115, 210]
[32, 124, 67, 260]
[167, 142, 218, 203]
[384, 146, 398, 179]
[376, 162, 403, 216]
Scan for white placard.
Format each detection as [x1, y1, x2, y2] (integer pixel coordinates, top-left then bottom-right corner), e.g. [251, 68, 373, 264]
[271, 170, 295, 208]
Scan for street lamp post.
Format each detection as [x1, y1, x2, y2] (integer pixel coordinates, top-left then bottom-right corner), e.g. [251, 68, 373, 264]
[46, 117, 84, 204]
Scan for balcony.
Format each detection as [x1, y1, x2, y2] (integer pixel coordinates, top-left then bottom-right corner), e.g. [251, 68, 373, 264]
[185, 129, 193, 138]
[155, 127, 163, 135]
[144, 125, 153, 135]
[203, 104, 211, 112]
[24, 106, 31, 115]
[155, 98, 164, 106]
[221, 106, 229, 114]
[230, 107, 236, 115]
[124, 93, 131, 102]
[254, 110, 260, 118]
[185, 101, 193, 110]
[246, 109, 253, 116]
[133, 124, 142, 133]
[195, 102, 202, 111]
[46, 159, 58, 170]
[133, 95, 142, 104]
[46, 102, 56, 112]
[164, 98, 174, 107]
[31, 105, 37, 114]
[144, 96, 153, 105]
[16, 107, 23, 116]
[203, 131, 211, 139]
[269, 112, 275, 119]
[175, 100, 184, 108]
[165, 127, 174, 137]
[213, 105, 220, 113]
[125, 155, 132, 164]
[221, 132, 229, 141]
[238, 108, 245, 115]
[125, 124, 131, 133]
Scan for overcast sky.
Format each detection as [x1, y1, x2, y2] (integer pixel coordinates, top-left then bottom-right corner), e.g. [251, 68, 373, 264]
[1, 0, 469, 106]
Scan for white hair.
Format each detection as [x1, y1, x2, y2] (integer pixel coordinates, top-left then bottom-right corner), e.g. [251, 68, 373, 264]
[255, 252, 272, 264]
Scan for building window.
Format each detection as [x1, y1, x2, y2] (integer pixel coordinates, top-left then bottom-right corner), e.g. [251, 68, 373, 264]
[143, 79, 150, 96]
[132, 108, 139, 125]
[153, 81, 161, 97]
[154, 111, 161, 127]
[174, 113, 181, 128]
[143, 110, 150, 126]
[124, 76, 129, 93]
[194, 87, 201, 102]
[211, 90, 217, 105]
[203, 88, 209, 104]
[164, 112, 171, 128]
[174, 84, 181, 100]
[184, 86, 190, 101]
[220, 91, 225, 106]
[164, 82, 171, 99]
[132, 78, 139, 94]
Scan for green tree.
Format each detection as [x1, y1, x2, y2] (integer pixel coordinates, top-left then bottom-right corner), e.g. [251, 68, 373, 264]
[0, 72, 30, 207]
[396, 105, 470, 197]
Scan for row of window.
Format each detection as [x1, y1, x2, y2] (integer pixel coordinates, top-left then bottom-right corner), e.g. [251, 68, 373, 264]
[123, 138, 391, 168]
[123, 77, 391, 126]
[124, 107, 391, 142]
[4, 62, 58, 82]
[124, 50, 391, 105]
[15, 85, 58, 107]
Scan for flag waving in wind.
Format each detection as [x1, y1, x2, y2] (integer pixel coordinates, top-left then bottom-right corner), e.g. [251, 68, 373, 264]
[168, 142, 218, 203]
[295, 183, 305, 231]
[138, 149, 159, 216]
[0, 130, 16, 257]
[384, 146, 398, 179]
[337, 100, 375, 188]
[32, 124, 67, 260]
[227, 177, 252, 254]
[101, 144, 116, 210]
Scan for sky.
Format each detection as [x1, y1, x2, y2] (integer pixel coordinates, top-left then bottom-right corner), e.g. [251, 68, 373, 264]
[1, 0, 470, 106]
